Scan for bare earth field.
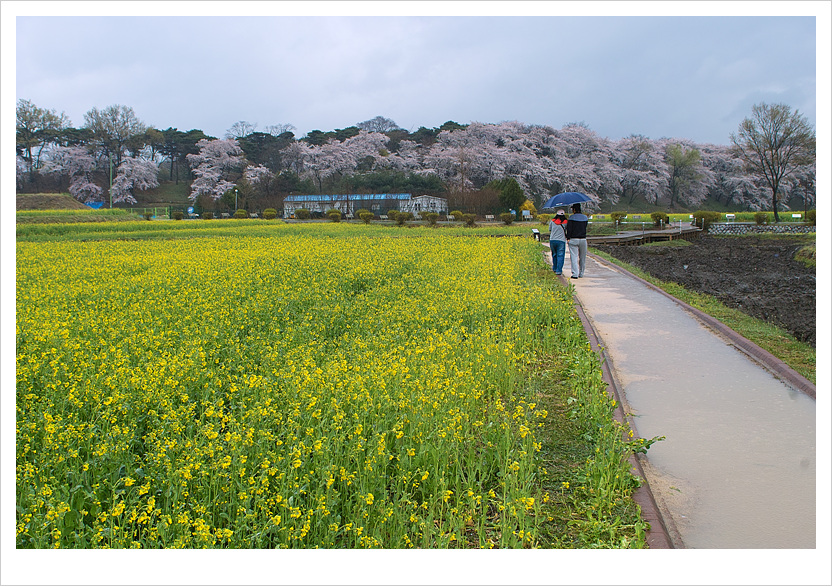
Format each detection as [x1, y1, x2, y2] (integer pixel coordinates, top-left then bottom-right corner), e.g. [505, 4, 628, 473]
[592, 235, 816, 347]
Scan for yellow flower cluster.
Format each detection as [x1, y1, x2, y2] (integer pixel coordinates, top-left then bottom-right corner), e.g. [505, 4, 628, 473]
[16, 227, 576, 548]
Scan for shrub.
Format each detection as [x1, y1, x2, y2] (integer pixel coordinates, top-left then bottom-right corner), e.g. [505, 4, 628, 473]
[692, 211, 720, 230]
[807, 210, 816, 226]
[355, 208, 371, 218]
[449, 210, 464, 222]
[500, 212, 515, 225]
[537, 214, 553, 225]
[610, 212, 627, 225]
[754, 212, 768, 225]
[462, 213, 477, 227]
[263, 208, 277, 220]
[172, 211, 184, 221]
[327, 210, 342, 222]
[650, 212, 669, 227]
[234, 209, 248, 219]
[358, 212, 374, 224]
[386, 210, 399, 222]
[424, 212, 440, 226]
[519, 199, 538, 219]
[294, 208, 311, 220]
[143, 212, 153, 221]
[395, 211, 413, 226]
[202, 211, 213, 220]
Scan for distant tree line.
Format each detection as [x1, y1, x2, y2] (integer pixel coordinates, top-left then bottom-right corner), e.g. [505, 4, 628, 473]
[16, 100, 815, 218]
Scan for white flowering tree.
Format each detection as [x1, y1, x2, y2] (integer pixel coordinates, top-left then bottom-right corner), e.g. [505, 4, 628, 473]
[299, 131, 391, 192]
[613, 134, 668, 206]
[40, 146, 103, 203]
[186, 139, 246, 200]
[110, 157, 160, 204]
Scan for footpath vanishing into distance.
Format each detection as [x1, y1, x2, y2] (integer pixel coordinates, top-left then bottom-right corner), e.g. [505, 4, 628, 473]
[544, 244, 816, 549]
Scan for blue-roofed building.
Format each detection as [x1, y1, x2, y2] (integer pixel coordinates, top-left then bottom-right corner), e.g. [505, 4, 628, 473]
[283, 193, 447, 218]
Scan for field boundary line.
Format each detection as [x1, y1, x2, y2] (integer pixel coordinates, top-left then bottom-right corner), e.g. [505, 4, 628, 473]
[587, 252, 816, 400]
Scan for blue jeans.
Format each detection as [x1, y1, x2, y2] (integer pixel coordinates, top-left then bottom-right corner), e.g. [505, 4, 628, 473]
[549, 240, 566, 274]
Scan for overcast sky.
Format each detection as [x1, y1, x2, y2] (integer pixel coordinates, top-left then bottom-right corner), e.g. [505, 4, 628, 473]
[7, 3, 827, 146]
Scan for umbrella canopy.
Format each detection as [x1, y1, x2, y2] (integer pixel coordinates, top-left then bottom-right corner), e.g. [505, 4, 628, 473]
[542, 192, 592, 209]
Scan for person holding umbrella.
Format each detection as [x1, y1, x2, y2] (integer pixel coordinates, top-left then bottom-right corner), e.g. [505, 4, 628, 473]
[566, 203, 589, 278]
[548, 209, 568, 275]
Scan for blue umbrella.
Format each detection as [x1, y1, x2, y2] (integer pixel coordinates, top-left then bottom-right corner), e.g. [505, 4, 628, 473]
[542, 192, 592, 209]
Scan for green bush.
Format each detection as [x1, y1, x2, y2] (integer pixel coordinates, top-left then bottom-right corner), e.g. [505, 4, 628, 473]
[462, 213, 477, 227]
[354, 208, 371, 218]
[386, 210, 399, 222]
[172, 211, 184, 221]
[692, 211, 720, 230]
[650, 212, 669, 227]
[143, 212, 153, 221]
[754, 212, 768, 225]
[537, 213, 553, 225]
[610, 212, 627, 225]
[500, 212, 514, 225]
[395, 211, 413, 226]
[327, 210, 342, 222]
[807, 210, 816, 226]
[263, 208, 277, 220]
[424, 212, 440, 226]
[358, 212, 374, 224]
[202, 211, 213, 220]
[449, 210, 464, 222]
[294, 208, 311, 220]
[234, 209, 248, 219]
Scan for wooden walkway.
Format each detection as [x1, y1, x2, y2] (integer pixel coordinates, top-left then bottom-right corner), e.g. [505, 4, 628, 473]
[587, 224, 703, 246]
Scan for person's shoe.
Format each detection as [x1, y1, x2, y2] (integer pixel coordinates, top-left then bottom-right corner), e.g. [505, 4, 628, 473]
[571, 276, 578, 279]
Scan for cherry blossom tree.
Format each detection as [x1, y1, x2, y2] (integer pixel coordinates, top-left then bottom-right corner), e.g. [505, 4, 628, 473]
[41, 146, 103, 202]
[298, 131, 391, 191]
[613, 134, 667, 206]
[110, 157, 160, 204]
[186, 139, 246, 200]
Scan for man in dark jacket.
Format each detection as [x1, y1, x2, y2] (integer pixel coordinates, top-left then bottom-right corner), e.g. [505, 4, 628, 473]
[565, 203, 589, 278]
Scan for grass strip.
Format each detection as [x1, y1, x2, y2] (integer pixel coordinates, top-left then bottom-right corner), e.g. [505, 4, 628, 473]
[591, 248, 815, 384]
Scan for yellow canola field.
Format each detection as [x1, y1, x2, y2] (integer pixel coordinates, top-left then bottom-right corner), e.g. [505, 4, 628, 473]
[16, 232, 577, 548]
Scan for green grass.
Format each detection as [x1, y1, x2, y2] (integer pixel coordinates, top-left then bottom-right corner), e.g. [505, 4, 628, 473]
[591, 248, 816, 384]
[794, 244, 816, 268]
[640, 240, 693, 248]
[15, 218, 540, 243]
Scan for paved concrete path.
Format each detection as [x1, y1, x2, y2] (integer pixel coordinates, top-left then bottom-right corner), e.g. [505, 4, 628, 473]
[546, 244, 816, 549]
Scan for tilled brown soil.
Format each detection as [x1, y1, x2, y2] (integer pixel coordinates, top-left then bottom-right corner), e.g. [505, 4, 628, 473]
[592, 235, 816, 347]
